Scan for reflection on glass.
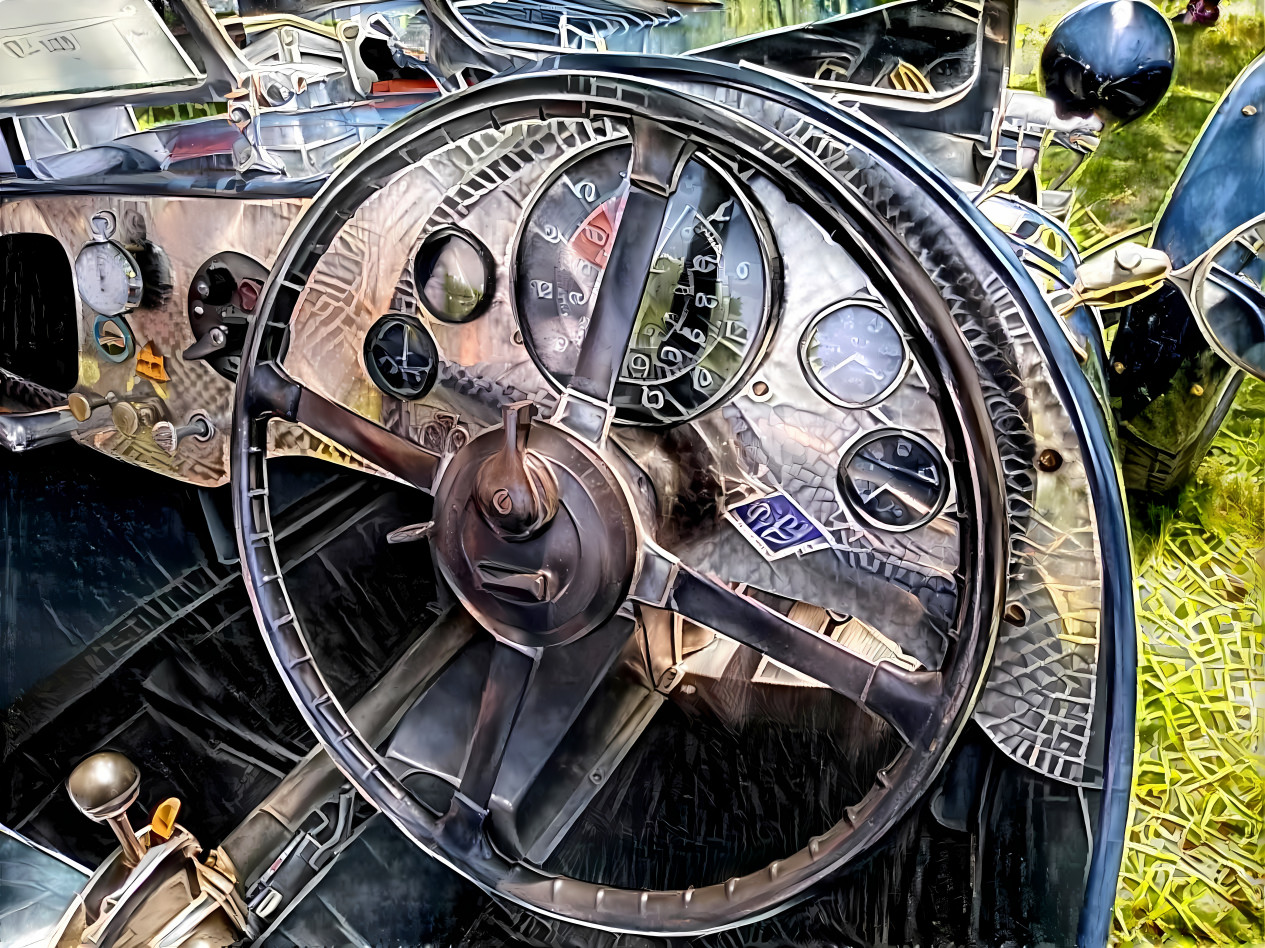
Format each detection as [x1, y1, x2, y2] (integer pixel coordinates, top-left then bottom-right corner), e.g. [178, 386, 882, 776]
[838, 430, 948, 530]
[94, 316, 132, 361]
[801, 303, 907, 407]
[415, 231, 490, 323]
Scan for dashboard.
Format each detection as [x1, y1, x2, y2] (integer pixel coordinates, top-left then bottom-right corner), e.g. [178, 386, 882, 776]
[276, 109, 963, 667]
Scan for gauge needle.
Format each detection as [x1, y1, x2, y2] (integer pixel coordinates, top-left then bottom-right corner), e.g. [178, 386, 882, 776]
[818, 352, 863, 379]
[653, 203, 696, 263]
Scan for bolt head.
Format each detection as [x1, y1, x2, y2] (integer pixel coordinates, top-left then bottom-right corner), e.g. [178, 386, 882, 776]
[1036, 448, 1063, 472]
[67, 752, 139, 822]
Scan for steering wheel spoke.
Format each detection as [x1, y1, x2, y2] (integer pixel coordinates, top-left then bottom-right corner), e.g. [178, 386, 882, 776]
[551, 122, 694, 445]
[455, 642, 541, 809]
[633, 546, 943, 745]
[249, 360, 441, 492]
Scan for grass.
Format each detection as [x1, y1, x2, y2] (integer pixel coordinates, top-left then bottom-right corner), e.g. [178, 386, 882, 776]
[1117, 378, 1265, 946]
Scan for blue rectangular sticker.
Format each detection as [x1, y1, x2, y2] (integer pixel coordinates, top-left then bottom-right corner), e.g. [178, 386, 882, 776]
[727, 492, 829, 560]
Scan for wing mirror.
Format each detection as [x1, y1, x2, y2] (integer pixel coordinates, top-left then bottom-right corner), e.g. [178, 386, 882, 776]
[1169, 214, 1265, 381]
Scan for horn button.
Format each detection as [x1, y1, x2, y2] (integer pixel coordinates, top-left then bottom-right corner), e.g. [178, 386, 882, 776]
[432, 401, 638, 648]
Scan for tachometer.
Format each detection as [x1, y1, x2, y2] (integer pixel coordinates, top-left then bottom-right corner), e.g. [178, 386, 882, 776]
[514, 143, 773, 424]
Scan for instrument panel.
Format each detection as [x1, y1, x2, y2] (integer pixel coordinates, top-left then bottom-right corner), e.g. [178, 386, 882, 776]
[279, 113, 963, 667]
[0, 194, 308, 487]
[514, 143, 774, 425]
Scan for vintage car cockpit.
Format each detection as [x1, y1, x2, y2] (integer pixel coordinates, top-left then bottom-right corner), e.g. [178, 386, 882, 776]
[1, 2, 1262, 947]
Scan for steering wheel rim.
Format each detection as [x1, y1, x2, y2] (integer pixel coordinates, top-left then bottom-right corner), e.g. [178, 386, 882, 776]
[233, 58, 1013, 934]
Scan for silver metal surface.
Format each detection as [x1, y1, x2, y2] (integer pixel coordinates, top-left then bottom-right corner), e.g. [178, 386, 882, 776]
[0, 192, 306, 486]
[0, 406, 78, 451]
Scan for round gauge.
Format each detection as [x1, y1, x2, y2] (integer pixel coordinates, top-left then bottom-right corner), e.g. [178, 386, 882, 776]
[515, 143, 772, 424]
[838, 429, 949, 531]
[76, 239, 143, 316]
[800, 302, 909, 407]
[93, 314, 135, 363]
[414, 229, 494, 323]
[363, 314, 440, 399]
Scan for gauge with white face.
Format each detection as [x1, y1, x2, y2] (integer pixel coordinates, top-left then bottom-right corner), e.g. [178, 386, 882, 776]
[514, 143, 772, 425]
[800, 302, 909, 408]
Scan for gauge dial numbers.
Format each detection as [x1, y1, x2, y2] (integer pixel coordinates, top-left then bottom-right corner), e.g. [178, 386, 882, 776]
[76, 239, 143, 317]
[838, 429, 950, 532]
[800, 302, 910, 408]
[514, 143, 774, 425]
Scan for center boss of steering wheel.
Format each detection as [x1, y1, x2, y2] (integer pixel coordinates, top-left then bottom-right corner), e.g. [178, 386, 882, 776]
[432, 400, 639, 649]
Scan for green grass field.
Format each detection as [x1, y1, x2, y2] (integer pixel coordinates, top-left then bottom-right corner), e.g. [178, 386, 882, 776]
[1012, 11, 1265, 945]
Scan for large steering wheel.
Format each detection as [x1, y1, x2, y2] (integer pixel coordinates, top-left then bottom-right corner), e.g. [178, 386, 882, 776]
[233, 57, 1019, 934]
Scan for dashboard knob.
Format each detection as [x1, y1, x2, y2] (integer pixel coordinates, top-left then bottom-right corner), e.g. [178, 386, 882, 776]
[68, 392, 109, 423]
[111, 400, 160, 437]
[153, 413, 215, 455]
[67, 752, 147, 867]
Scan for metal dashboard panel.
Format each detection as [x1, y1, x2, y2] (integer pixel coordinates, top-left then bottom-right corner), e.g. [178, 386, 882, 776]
[0, 193, 307, 487]
[278, 112, 967, 666]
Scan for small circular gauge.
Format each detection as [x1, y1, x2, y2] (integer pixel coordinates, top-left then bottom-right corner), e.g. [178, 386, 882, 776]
[838, 429, 949, 531]
[414, 229, 494, 323]
[76, 235, 143, 316]
[93, 314, 135, 363]
[364, 314, 440, 399]
[515, 143, 772, 425]
[800, 302, 908, 408]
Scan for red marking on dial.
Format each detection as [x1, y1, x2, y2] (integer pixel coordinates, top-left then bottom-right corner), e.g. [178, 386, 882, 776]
[570, 193, 628, 268]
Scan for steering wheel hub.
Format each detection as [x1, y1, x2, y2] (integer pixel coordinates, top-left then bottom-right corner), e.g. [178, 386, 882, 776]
[432, 406, 638, 649]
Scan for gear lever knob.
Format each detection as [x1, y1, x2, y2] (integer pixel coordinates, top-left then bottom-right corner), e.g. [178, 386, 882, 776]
[67, 752, 147, 868]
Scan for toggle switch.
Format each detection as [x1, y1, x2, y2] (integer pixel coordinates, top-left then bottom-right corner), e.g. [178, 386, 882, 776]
[152, 413, 215, 455]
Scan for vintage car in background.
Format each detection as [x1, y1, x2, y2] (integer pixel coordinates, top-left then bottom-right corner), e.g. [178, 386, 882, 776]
[1, 1, 1263, 946]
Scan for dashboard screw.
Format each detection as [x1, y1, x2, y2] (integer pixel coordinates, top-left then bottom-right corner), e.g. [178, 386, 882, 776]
[1036, 449, 1063, 472]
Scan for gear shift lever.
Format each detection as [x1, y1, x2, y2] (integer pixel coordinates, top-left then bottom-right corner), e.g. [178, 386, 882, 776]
[67, 751, 147, 868]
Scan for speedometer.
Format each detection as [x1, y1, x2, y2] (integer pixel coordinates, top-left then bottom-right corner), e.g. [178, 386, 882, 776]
[514, 143, 774, 425]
